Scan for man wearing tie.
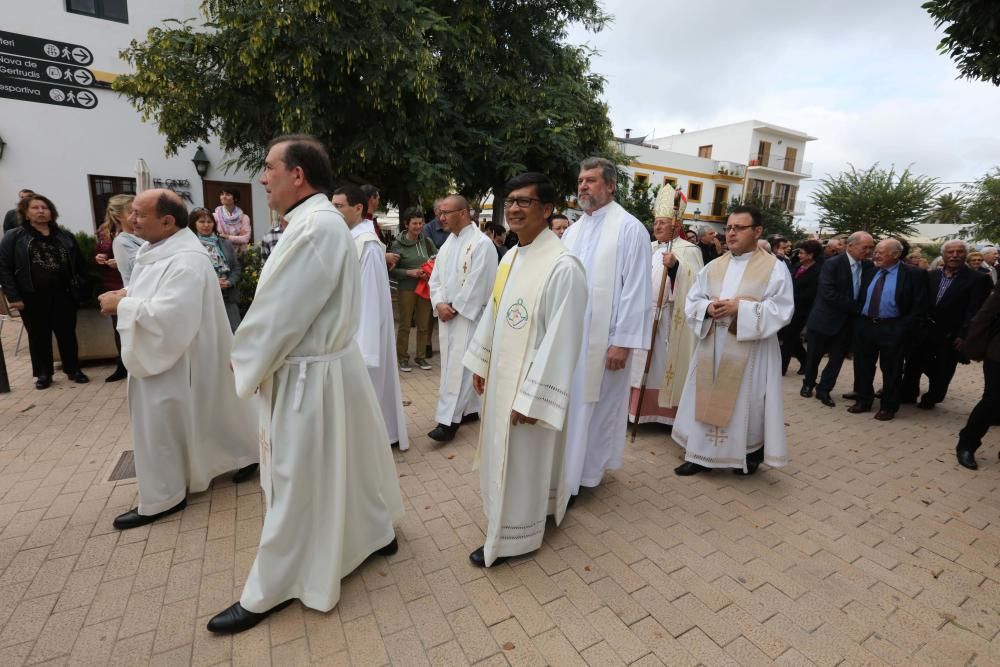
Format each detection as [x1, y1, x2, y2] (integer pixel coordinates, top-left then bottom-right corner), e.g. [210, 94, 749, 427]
[848, 238, 928, 421]
[801, 232, 874, 407]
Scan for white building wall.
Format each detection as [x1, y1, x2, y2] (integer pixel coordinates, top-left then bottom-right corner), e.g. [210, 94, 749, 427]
[0, 1, 270, 237]
[653, 122, 754, 166]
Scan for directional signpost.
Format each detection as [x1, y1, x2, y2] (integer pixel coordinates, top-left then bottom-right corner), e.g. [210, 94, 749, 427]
[0, 30, 98, 110]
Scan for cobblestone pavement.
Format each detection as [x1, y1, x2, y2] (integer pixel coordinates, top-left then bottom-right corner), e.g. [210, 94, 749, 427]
[1, 320, 1000, 666]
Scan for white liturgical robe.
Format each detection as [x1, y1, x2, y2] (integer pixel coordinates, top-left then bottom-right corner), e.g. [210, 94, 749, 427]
[117, 228, 257, 516]
[351, 220, 409, 451]
[672, 250, 794, 471]
[231, 193, 404, 614]
[628, 238, 703, 425]
[561, 202, 652, 494]
[463, 229, 587, 566]
[429, 222, 498, 425]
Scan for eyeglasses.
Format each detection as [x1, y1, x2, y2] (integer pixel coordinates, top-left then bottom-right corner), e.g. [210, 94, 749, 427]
[502, 197, 540, 209]
[724, 224, 758, 233]
[438, 208, 469, 217]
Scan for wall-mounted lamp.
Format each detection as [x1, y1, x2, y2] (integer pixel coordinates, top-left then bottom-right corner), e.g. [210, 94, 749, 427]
[192, 146, 210, 178]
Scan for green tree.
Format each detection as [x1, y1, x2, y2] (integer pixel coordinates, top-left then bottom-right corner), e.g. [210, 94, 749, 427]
[924, 0, 1000, 85]
[114, 0, 613, 211]
[811, 164, 941, 238]
[961, 168, 1000, 241]
[926, 191, 965, 225]
[728, 195, 806, 241]
[614, 177, 656, 231]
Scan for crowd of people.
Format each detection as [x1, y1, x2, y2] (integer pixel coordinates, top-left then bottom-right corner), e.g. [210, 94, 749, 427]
[2, 135, 999, 636]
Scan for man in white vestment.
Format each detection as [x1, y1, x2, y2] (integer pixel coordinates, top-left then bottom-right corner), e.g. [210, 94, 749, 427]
[427, 194, 498, 442]
[561, 157, 652, 503]
[629, 186, 703, 427]
[463, 173, 587, 568]
[97, 189, 258, 531]
[332, 184, 409, 451]
[672, 205, 794, 476]
[208, 135, 404, 634]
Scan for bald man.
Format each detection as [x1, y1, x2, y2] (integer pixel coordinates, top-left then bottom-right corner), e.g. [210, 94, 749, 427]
[98, 189, 258, 530]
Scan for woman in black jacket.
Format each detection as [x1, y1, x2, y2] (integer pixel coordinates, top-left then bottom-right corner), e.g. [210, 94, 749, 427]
[780, 239, 823, 375]
[0, 194, 90, 389]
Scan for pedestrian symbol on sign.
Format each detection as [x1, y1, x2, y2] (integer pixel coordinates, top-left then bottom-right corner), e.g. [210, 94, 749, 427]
[61, 47, 71, 60]
[44, 43, 60, 58]
[49, 89, 65, 102]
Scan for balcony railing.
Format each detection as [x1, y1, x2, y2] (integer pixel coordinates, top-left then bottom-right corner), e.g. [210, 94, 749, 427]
[747, 153, 813, 176]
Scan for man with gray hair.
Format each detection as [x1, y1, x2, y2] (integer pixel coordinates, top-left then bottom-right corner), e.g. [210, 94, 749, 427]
[848, 238, 929, 421]
[802, 231, 874, 407]
[901, 239, 990, 418]
[980, 245, 998, 284]
[693, 222, 721, 265]
[561, 157, 651, 504]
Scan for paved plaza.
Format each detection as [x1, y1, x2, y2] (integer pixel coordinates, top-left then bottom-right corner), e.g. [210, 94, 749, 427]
[1, 320, 1000, 666]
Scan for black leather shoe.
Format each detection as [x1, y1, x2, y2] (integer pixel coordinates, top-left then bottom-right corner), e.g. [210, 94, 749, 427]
[957, 450, 978, 470]
[105, 366, 128, 382]
[469, 546, 507, 568]
[113, 498, 187, 530]
[815, 389, 835, 408]
[374, 537, 398, 557]
[842, 392, 857, 400]
[566, 494, 578, 509]
[733, 462, 760, 476]
[67, 370, 89, 384]
[873, 410, 895, 421]
[428, 424, 457, 442]
[231, 463, 259, 484]
[461, 412, 480, 424]
[207, 600, 294, 634]
[35, 375, 51, 390]
[846, 403, 871, 414]
[917, 396, 936, 410]
[674, 461, 709, 476]
[800, 384, 814, 398]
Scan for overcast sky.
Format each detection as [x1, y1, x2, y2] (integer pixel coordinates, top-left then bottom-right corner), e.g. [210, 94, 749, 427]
[567, 0, 999, 227]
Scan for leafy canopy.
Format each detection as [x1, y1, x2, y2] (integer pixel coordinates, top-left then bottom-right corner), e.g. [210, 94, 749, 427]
[114, 0, 614, 209]
[961, 167, 1000, 241]
[924, 0, 1000, 85]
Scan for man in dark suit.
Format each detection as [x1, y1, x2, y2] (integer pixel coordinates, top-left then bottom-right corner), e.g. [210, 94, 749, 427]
[801, 231, 874, 407]
[848, 238, 929, 420]
[901, 240, 991, 410]
[956, 281, 1000, 469]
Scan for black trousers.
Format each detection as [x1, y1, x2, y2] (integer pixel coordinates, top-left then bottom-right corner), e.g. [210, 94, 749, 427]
[852, 318, 905, 412]
[20, 289, 80, 378]
[779, 311, 808, 375]
[900, 332, 959, 404]
[803, 325, 851, 391]
[958, 360, 1000, 453]
[110, 314, 125, 371]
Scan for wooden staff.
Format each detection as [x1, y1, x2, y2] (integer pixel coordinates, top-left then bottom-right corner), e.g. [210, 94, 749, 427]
[631, 227, 675, 442]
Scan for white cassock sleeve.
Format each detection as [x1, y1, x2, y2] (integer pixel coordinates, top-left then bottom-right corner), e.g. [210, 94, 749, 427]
[117, 265, 204, 379]
[230, 231, 341, 399]
[609, 222, 653, 350]
[451, 240, 498, 321]
[511, 258, 587, 431]
[355, 241, 384, 368]
[429, 238, 449, 312]
[684, 267, 715, 340]
[736, 261, 794, 342]
[464, 301, 496, 380]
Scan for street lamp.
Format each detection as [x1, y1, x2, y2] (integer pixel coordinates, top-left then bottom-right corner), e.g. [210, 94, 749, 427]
[191, 146, 210, 178]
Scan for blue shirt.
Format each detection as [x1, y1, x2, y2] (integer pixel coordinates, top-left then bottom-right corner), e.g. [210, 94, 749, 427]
[863, 262, 900, 318]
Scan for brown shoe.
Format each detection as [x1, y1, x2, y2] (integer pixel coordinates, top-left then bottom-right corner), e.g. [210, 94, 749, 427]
[846, 402, 871, 414]
[873, 410, 895, 421]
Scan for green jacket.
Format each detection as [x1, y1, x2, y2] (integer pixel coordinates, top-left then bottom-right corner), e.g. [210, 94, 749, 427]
[389, 234, 437, 291]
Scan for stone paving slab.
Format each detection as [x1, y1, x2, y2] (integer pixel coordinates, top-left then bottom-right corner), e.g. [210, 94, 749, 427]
[2, 320, 1000, 666]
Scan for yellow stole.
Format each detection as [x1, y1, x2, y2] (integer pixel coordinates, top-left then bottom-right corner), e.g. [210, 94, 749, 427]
[695, 249, 775, 427]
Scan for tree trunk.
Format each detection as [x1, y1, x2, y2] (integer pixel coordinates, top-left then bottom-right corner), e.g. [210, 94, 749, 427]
[492, 178, 506, 228]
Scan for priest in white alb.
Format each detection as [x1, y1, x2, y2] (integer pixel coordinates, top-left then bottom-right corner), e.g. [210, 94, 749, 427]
[561, 157, 652, 503]
[628, 185, 703, 427]
[463, 173, 587, 568]
[427, 194, 498, 443]
[332, 184, 409, 451]
[207, 136, 404, 635]
[672, 205, 794, 476]
[97, 189, 258, 531]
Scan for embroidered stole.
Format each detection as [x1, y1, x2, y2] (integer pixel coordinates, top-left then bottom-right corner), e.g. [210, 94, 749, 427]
[695, 249, 775, 427]
[581, 202, 626, 402]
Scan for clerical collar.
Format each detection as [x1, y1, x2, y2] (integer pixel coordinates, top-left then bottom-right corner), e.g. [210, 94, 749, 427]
[283, 192, 324, 216]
